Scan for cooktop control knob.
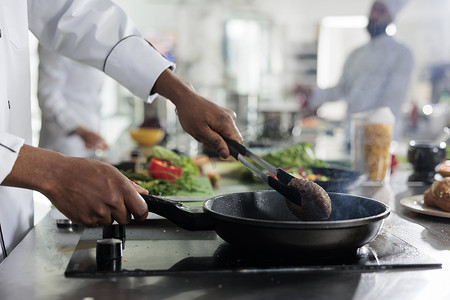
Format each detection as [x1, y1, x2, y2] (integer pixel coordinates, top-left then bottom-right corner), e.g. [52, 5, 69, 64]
[96, 238, 123, 260]
[102, 224, 126, 248]
[102, 224, 125, 239]
[96, 238, 123, 272]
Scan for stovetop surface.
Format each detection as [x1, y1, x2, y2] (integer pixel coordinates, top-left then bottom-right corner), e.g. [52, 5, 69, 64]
[65, 219, 441, 278]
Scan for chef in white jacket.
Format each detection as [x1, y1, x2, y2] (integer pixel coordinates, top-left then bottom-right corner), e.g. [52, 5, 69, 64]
[0, 0, 242, 260]
[37, 44, 109, 157]
[297, 0, 414, 140]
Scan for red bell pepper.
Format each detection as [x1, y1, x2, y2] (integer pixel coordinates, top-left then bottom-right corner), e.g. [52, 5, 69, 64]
[148, 157, 182, 181]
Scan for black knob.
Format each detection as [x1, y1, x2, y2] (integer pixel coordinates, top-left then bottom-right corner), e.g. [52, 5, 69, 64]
[103, 224, 126, 249]
[96, 238, 123, 260]
[97, 258, 122, 272]
[102, 224, 126, 239]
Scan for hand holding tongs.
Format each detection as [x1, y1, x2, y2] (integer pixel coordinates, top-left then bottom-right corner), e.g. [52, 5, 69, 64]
[223, 138, 301, 206]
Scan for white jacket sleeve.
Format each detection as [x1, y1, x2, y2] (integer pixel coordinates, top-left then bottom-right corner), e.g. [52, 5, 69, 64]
[27, 0, 174, 102]
[0, 133, 25, 183]
[308, 85, 346, 111]
[37, 45, 80, 134]
[308, 52, 353, 110]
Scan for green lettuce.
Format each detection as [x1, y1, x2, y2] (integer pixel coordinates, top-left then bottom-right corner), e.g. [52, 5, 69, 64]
[238, 143, 325, 181]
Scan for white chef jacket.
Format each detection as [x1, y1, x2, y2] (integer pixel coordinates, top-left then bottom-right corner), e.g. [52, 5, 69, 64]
[37, 44, 105, 157]
[0, 0, 174, 259]
[309, 34, 414, 139]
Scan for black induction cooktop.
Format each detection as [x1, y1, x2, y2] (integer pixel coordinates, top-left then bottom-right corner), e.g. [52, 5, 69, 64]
[65, 219, 441, 278]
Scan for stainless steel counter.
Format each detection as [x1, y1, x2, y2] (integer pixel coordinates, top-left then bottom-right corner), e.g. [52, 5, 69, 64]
[1, 166, 450, 300]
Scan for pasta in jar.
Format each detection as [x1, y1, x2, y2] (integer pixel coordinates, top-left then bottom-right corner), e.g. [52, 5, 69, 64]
[362, 123, 392, 181]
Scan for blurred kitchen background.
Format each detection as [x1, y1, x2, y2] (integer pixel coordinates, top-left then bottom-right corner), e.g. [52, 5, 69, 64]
[29, 0, 450, 220]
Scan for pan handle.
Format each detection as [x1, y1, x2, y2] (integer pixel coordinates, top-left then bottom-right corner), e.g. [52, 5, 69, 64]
[140, 194, 214, 231]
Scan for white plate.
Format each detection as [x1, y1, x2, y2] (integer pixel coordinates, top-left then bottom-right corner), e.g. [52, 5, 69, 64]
[400, 195, 450, 218]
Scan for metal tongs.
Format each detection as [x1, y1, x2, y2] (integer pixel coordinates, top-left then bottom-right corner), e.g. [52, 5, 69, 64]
[224, 138, 302, 206]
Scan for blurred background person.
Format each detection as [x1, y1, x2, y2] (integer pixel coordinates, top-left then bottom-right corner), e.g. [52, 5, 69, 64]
[37, 44, 109, 158]
[296, 0, 414, 143]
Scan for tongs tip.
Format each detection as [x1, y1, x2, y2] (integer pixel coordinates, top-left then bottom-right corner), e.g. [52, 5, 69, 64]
[223, 137, 302, 206]
[267, 175, 302, 205]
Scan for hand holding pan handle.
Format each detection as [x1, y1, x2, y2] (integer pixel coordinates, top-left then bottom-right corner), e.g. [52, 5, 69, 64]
[140, 194, 214, 231]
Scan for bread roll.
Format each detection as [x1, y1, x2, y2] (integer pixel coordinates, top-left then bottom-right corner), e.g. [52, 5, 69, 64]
[424, 177, 450, 212]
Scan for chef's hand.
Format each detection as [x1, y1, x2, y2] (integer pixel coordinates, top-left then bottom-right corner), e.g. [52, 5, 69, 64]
[176, 96, 242, 158]
[152, 69, 243, 158]
[2, 145, 149, 227]
[294, 84, 312, 109]
[72, 126, 109, 151]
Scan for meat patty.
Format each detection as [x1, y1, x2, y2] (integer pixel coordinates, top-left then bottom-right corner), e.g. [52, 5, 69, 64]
[286, 177, 332, 220]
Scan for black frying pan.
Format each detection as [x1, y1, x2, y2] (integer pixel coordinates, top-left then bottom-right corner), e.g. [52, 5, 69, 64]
[141, 191, 390, 255]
